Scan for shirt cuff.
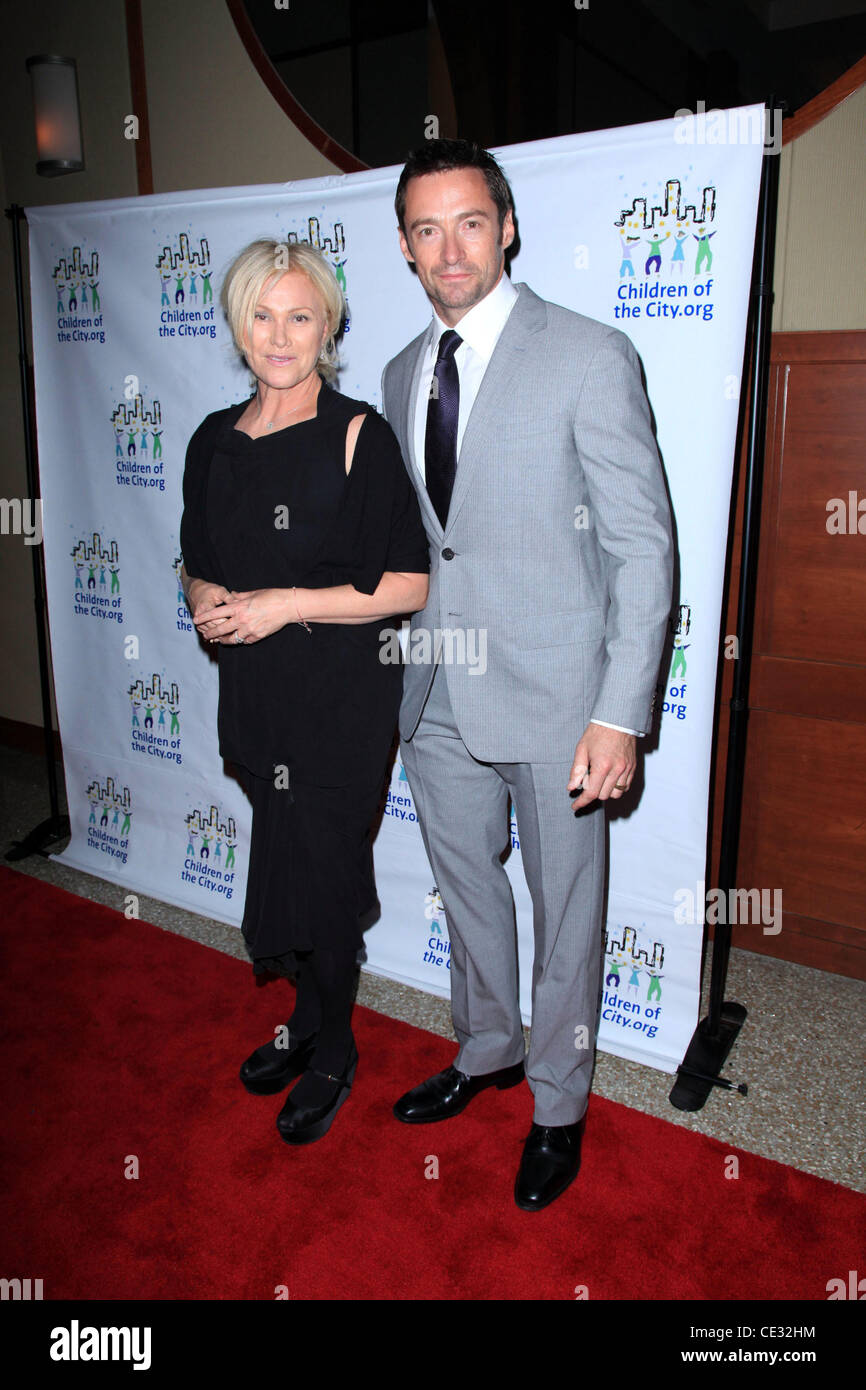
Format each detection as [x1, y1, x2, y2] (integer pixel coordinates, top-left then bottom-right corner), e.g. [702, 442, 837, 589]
[590, 719, 643, 737]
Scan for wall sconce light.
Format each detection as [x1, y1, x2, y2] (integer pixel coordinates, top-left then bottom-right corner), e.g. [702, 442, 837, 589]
[25, 55, 85, 177]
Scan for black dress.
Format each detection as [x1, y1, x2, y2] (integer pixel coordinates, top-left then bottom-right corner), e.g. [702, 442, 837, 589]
[180, 380, 430, 976]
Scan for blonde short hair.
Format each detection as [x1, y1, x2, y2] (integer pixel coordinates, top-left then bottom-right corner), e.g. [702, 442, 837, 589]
[220, 239, 345, 384]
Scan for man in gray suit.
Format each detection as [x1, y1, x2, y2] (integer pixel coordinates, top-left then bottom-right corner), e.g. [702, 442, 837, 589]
[382, 139, 672, 1211]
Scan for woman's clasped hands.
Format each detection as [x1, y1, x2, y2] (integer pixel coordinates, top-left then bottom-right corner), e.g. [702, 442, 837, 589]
[190, 581, 292, 646]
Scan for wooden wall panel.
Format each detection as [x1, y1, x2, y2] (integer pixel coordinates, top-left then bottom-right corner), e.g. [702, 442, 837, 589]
[709, 330, 866, 980]
[765, 364, 866, 661]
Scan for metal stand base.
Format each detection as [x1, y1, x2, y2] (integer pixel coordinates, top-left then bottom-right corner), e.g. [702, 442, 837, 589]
[5, 814, 70, 862]
[669, 1002, 748, 1110]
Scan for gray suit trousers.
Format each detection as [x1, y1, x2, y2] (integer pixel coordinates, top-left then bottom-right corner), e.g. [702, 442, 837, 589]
[400, 663, 606, 1126]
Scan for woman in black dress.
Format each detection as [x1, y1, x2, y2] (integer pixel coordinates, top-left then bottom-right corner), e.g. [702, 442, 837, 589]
[180, 240, 429, 1145]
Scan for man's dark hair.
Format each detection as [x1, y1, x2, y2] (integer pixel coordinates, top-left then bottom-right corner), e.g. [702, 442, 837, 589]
[395, 138, 515, 236]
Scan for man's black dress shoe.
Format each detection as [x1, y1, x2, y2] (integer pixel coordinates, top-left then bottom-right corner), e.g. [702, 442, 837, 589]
[514, 1118, 585, 1211]
[239, 1026, 318, 1095]
[393, 1060, 525, 1124]
[276, 1042, 359, 1145]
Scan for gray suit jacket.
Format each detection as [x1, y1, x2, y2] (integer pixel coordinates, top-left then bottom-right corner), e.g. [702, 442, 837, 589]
[382, 282, 673, 763]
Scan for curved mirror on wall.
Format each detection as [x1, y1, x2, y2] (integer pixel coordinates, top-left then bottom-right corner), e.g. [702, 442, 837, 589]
[230, 0, 866, 168]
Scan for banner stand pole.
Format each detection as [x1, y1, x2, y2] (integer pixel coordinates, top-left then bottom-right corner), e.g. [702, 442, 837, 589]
[670, 102, 782, 1111]
[4, 203, 71, 862]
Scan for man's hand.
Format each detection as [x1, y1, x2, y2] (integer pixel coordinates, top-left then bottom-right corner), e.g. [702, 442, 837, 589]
[568, 723, 636, 811]
[193, 588, 292, 645]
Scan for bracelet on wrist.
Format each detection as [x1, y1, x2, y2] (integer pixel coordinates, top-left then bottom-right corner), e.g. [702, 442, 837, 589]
[293, 587, 312, 634]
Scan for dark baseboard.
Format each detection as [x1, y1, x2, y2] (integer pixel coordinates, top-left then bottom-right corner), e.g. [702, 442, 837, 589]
[0, 717, 62, 760]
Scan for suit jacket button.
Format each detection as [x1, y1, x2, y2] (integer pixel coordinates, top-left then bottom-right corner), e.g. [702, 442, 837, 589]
[441, 547, 455, 560]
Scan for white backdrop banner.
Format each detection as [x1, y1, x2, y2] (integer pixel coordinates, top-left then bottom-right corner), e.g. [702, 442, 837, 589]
[27, 109, 763, 1073]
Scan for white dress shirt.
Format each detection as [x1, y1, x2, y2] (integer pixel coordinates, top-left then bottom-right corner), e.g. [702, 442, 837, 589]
[412, 273, 640, 740]
[413, 272, 518, 476]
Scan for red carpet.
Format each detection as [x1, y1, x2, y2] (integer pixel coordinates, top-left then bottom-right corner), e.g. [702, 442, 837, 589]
[0, 864, 862, 1301]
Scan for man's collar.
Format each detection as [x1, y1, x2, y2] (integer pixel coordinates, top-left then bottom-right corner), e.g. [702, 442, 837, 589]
[429, 274, 518, 361]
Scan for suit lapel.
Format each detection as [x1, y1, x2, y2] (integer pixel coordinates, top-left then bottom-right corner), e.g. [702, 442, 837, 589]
[403, 323, 444, 540]
[405, 325, 431, 475]
[444, 284, 546, 534]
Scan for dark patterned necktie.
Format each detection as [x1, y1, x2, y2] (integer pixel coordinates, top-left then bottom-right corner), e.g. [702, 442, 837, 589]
[424, 329, 462, 529]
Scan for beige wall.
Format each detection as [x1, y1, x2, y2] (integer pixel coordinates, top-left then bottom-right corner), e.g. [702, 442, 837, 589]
[0, 0, 338, 729]
[774, 84, 866, 332]
[0, 155, 53, 731]
[0, 1, 139, 729]
[140, 0, 337, 192]
[0, 2, 863, 728]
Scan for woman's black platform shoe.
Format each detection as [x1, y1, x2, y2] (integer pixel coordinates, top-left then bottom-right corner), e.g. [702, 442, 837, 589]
[276, 1042, 359, 1145]
[239, 1028, 318, 1095]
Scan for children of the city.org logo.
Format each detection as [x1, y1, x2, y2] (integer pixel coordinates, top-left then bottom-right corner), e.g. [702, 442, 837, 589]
[602, 923, 665, 1041]
[382, 759, 419, 825]
[112, 391, 166, 493]
[156, 231, 216, 340]
[424, 886, 445, 922]
[182, 805, 238, 902]
[86, 777, 132, 865]
[53, 246, 105, 345]
[281, 216, 351, 330]
[173, 554, 193, 633]
[662, 602, 692, 724]
[613, 179, 717, 326]
[128, 672, 182, 765]
[422, 886, 451, 973]
[72, 531, 122, 624]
